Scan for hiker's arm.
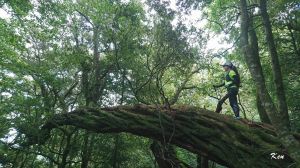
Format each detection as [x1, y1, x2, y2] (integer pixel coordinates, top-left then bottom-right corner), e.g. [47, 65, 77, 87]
[213, 82, 225, 88]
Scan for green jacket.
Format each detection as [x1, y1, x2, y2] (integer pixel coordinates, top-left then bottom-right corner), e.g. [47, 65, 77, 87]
[215, 70, 238, 89]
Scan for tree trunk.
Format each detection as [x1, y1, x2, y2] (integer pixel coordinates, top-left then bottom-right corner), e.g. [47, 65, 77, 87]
[259, 0, 290, 129]
[81, 132, 94, 168]
[92, 25, 101, 105]
[287, 24, 300, 57]
[59, 133, 72, 168]
[112, 134, 120, 168]
[239, 0, 300, 165]
[150, 141, 191, 168]
[28, 104, 298, 168]
[248, 13, 271, 124]
[256, 91, 271, 124]
[239, 0, 280, 128]
[197, 155, 208, 168]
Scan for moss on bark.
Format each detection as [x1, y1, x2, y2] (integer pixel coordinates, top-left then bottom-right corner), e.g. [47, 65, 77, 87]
[27, 105, 297, 168]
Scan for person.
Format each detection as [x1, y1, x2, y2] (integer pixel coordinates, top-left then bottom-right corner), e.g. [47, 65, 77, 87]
[213, 60, 240, 119]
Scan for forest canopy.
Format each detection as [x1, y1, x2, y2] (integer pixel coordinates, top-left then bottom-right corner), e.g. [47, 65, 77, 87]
[0, 0, 300, 167]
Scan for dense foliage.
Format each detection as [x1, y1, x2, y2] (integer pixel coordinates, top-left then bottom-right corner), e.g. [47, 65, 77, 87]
[0, 0, 299, 167]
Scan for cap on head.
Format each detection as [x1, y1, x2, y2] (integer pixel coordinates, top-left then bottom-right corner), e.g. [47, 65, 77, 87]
[222, 60, 233, 67]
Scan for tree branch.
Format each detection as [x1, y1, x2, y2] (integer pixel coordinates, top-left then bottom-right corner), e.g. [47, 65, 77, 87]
[26, 104, 296, 168]
[76, 10, 94, 27]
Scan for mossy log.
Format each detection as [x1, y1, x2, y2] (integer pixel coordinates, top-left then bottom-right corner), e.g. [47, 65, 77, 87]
[29, 104, 299, 168]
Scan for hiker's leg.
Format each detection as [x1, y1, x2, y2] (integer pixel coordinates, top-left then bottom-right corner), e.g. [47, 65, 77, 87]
[229, 89, 240, 117]
[215, 93, 229, 113]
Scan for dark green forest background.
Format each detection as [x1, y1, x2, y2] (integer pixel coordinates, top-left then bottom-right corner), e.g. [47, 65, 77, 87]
[0, 0, 299, 167]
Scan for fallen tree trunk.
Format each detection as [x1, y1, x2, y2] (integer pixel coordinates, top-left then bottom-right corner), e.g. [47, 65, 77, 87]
[28, 104, 298, 168]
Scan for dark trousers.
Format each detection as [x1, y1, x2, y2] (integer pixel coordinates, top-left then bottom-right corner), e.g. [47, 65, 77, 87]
[215, 88, 240, 117]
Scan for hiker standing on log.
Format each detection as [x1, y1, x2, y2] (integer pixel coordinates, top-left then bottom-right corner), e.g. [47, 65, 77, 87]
[213, 61, 241, 119]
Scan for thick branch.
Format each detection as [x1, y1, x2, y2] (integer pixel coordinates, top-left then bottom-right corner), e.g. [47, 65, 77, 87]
[28, 104, 296, 168]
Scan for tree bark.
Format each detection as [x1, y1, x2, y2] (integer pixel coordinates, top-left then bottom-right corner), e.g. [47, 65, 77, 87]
[287, 24, 300, 58]
[28, 104, 298, 168]
[58, 133, 72, 168]
[197, 155, 208, 168]
[91, 25, 101, 105]
[150, 141, 192, 168]
[239, 0, 300, 165]
[112, 134, 120, 168]
[256, 91, 271, 124]
[80, 132, 94, 168]
[239, 0, 280, 128]
[259, 0, 290, 129]
[248, 13, 271, 124]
